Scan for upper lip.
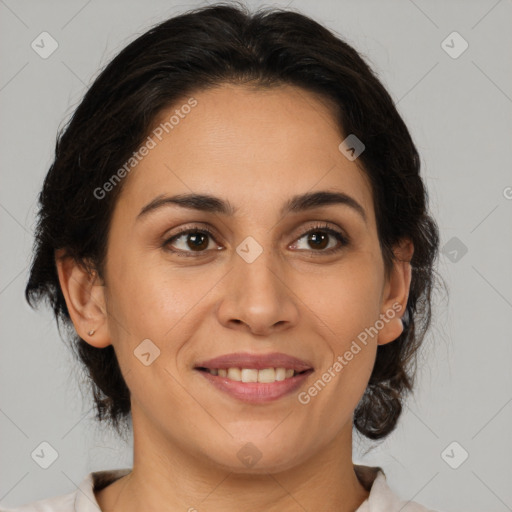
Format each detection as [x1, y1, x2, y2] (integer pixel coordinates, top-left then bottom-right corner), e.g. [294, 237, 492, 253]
[195, 352, 314, 372]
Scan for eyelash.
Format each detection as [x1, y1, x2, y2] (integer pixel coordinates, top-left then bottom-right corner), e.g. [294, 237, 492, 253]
[162, 222, 349, 257]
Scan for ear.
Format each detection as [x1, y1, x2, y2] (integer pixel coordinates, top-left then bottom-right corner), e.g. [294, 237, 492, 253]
[55, 249, 111, 348]
[377, 238, 414, 346]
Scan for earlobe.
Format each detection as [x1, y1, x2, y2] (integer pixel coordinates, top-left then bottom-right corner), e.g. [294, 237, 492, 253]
[377, 238, 414, 346]
[55, 249, 111, 348]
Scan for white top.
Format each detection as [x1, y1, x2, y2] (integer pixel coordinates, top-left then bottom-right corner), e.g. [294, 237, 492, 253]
[0, 466, 440, 511]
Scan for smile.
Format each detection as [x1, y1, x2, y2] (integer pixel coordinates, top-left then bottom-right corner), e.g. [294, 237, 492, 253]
[197, 367, 298, 383]
[194, 352, 314, 403]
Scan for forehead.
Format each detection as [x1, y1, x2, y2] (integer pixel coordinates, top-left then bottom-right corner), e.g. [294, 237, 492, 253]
[115, 83, 374, 224]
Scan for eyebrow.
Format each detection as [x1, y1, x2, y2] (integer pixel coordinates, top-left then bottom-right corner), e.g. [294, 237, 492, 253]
[137, 190, 367, 224]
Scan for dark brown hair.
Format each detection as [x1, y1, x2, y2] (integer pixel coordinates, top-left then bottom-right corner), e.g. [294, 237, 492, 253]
[25, 2, 440, 440]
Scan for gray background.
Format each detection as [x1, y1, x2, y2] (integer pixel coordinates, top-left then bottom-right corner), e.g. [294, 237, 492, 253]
[1, 0, 511, 510]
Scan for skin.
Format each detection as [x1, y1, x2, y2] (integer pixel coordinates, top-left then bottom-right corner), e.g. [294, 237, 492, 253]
[56, 83, 413, 511]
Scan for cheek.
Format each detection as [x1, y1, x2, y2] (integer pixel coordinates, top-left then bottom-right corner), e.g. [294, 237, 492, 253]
[293, 252, 383, 407]
[297, 254, 384, 345]
[297, 262, 381, 422]
[107, 251, 205, 334]
[103, 262, 207, 410]
[104, 254, 228, 382]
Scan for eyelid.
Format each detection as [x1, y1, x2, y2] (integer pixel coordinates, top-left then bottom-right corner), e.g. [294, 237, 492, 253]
[162, 223, 222, 253]
[292, 221, 348, 242]
[289, 222, 349, 254]
[163, 221, 349, 255]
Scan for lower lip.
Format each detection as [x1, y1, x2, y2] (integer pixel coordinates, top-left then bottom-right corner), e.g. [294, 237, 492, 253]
[196, 369, 313, 403]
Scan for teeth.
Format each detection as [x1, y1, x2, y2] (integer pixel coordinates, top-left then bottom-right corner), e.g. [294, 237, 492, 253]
[241, 368, 258, 383]
[227, 368, 241, 381]
[275, 368, 286, 381]
[207, 367, 298, 383]
[257, 368, 275, 383]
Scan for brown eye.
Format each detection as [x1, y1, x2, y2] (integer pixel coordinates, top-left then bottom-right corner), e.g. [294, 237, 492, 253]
[183, 232, 210, 251]
[306, 231, 330, 250]
[291, 225, 348, 254]
[164, 228, 220, 254]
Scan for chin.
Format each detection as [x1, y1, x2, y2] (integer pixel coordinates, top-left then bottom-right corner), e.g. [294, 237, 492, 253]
[201, 431, 312, 475]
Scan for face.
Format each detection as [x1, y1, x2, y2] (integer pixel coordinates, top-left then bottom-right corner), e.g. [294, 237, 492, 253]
[61, 83, 411, 474]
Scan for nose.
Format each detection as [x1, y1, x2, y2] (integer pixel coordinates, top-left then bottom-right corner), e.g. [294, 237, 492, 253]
[216, 248, 300, 336]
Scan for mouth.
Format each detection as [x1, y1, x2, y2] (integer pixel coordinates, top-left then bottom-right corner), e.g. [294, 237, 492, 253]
[194, 352, 314, 403]
[196, 366, 310, 383]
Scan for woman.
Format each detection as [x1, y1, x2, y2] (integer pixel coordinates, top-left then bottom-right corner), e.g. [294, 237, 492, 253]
[9, 2, 441, 511]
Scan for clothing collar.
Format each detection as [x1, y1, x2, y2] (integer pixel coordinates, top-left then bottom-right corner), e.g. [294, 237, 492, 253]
[74, 465, 387, 511]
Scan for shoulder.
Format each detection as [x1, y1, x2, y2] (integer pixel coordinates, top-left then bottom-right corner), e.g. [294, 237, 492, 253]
[0, 486, 78, 512]
[0, 469, 131, 512]
[354, 465, 442, 512]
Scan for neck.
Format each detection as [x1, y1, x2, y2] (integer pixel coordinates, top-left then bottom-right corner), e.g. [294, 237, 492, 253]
[96, 410, 370, 512]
